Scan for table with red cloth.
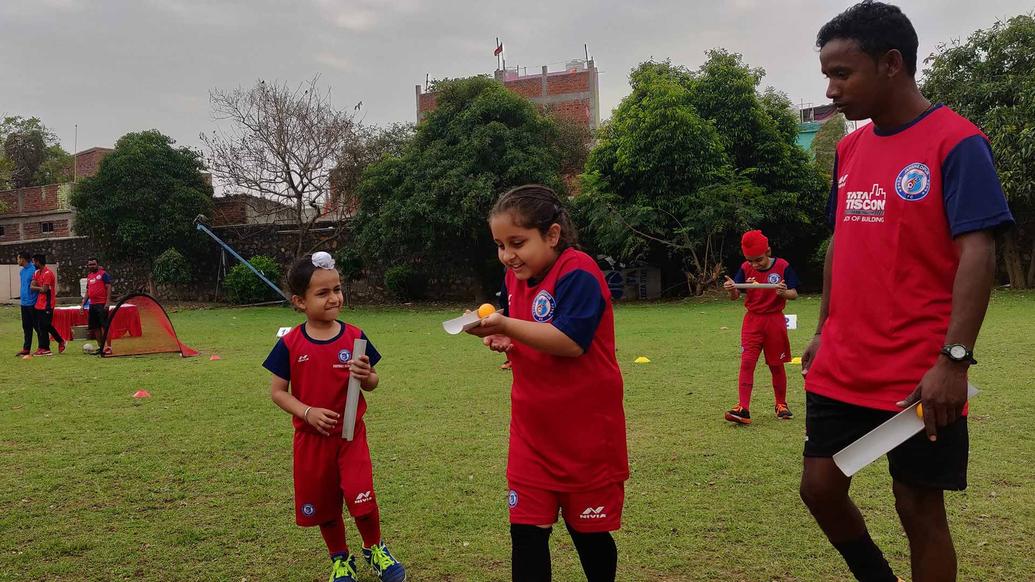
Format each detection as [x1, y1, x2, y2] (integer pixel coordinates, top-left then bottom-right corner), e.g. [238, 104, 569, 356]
[51, 304, 142, 341]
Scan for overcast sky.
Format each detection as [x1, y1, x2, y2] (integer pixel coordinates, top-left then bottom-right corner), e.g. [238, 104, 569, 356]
[2, 0, 1030, 156]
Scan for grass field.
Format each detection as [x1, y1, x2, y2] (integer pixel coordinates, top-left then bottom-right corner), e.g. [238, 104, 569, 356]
[1, 292, 1033, 581]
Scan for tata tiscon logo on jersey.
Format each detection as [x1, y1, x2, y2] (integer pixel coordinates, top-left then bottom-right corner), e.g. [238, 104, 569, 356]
[843, 184, 886, 223]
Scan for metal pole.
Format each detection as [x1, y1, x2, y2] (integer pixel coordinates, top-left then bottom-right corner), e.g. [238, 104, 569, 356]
[195, 220, 289, 301]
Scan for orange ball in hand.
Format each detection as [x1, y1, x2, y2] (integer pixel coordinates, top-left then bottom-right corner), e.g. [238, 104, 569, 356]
[477, 303, 496, 318]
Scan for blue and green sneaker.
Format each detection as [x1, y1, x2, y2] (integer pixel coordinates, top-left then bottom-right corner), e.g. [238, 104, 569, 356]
[363, 541, 406, 582]
[328, 553, 358, 582]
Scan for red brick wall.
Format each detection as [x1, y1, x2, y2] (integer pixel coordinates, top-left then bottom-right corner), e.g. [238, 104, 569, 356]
[212, 197, 248, 226]
[546, 71, 591, 95]
[20, 185, 62, 213]
[0, 191, 18, 215]
[0, 223, 19, 242]
[75, 148, 113, 179]
[22, 219, 69, 240]
[504, 78, 542, 99]
[418, 92, 438, 116]
[544, 99, 592, 126]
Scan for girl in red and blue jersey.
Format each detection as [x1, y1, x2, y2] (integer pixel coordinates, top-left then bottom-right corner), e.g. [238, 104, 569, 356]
[722, 230, 800, 424]
[468, 185, 628, 582]
[263, 252, 405, 582]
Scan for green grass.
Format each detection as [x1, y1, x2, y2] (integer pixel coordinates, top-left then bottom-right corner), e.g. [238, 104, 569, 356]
[1, 292, 1033, 581]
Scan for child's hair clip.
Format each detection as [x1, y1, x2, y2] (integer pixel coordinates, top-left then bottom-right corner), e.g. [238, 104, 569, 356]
[312, 251, 336, 270]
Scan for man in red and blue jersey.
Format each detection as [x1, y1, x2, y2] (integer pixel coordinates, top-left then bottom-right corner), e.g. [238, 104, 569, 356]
[30, 254, 65, 356]
[800, 3, 1014, 581]
[80, 258, 112, 340]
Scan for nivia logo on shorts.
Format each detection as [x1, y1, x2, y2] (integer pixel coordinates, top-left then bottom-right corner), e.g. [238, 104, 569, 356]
[302, 503, 315, 516]
[355, 491, 372, 503]
[895, 163, 931, 201]
[580, 506, 607, 519]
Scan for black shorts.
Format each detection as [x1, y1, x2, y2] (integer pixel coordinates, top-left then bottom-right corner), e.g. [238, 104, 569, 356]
[804, 391, 968, 491]
[88, 304, 108, 330]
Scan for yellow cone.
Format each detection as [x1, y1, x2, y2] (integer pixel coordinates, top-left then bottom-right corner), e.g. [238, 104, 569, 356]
[634, 356, 651, 364]
[790, 356, 802, 365]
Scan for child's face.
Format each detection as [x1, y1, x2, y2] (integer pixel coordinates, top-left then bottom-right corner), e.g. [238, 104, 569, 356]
[490, 212, 562, 281]
[292, 268, 343, 322]
[744, 248, 771, 271]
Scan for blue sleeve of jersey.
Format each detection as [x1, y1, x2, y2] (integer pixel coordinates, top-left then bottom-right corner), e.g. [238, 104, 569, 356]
[499, 278, 509, 316]
[262, 339, 291, 381]
[552, 269, 606, 353]
[733, 268, 746, 284]
[102, 272, 111, 284]
[826, 153, 839, 227]
[942, 135, 1015, 237]
[784, 265, 800, 290]
[359, 331, 382, 367]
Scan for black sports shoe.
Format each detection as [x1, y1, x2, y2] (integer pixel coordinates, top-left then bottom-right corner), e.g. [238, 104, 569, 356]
[724, 405, 752, 425]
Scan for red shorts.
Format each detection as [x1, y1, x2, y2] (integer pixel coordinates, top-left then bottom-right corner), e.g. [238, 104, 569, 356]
[507, 481, 625, 533]
[293, 424, 377, 526]
[742, 311, 791, 366]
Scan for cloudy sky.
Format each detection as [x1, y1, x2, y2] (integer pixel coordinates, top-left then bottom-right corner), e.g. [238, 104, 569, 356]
[2, 0, 1030, 155]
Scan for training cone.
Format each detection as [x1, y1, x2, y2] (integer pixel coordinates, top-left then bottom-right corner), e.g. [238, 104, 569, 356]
[21, 355, 31, 360]
[133, 390, 151, 399]
[209, 354, 222, 361]
[634, 356, 651, 364]
[790, 357, 802, 365]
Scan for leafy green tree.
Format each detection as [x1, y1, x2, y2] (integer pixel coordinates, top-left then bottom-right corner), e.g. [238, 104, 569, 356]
[810, 114, 847, 179]
[71, 130, 213, 289]
[153, 248, 192, 287]
[576, 54, 827, 294]
[0, 116, 71, 188]
[353, 76, 564, 295]
[922, 14, 1035, 288]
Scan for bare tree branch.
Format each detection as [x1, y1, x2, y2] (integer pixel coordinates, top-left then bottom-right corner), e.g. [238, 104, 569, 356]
[202, 76, 358, 256]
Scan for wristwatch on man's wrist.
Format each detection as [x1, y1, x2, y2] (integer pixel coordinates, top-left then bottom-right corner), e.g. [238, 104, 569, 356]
[941, 343, 977, 365]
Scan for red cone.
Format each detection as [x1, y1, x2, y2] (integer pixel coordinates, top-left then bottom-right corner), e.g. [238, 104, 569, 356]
[209, 355, 222, 361]
[133, 390, 151, 399]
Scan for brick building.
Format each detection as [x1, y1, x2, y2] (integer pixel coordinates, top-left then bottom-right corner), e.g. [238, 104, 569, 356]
[416, 59, 601, 131]
[210, 193, 310, 227]
[0, 148, 112, 243]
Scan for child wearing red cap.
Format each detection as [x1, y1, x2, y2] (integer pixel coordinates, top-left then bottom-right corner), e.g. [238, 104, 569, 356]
[722, 230, 800, 424]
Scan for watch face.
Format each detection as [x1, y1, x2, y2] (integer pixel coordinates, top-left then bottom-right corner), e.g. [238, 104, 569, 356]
[949, 345, 967, 359]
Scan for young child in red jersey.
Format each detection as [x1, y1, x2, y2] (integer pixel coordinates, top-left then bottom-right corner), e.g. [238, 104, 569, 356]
[722, 230, 800, 424]
[263, 252, 405, 582]
[467, 185, 628, 582]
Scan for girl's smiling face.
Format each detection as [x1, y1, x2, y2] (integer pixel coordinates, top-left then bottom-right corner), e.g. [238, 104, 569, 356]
[490, 211, 562, 281]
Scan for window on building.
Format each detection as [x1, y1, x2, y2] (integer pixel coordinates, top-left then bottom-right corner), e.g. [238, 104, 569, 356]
[0, 225, 5, 236]
[41, 222, 54, 233]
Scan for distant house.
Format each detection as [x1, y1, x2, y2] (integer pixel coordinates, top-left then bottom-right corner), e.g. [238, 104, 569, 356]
[416, 58, 601, 132]
[796, 104, 839, 153]
[0, 147, 112, 244]
[210, 193, 318, 227]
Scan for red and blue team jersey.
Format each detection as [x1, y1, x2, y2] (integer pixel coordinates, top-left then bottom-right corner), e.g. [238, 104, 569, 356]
[263, 321, 381, 435]
[808, 105, 1014, 411]
[86, 269, 111, 304]
[500, 247, 629, 492]
[733, 258, 798, 314]
[33, 267, 56, 311]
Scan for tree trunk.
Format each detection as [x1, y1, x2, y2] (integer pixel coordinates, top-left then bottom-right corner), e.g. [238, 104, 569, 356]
[1001, 230, 1028, 289]
[1027, 238, 1035, 289]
